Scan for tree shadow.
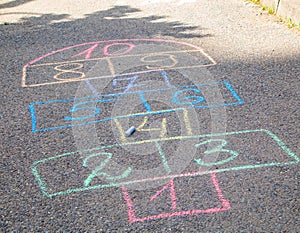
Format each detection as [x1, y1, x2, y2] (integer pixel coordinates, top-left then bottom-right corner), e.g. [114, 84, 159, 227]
[1, 5, 211, 42]
[0, 0, 35, 9]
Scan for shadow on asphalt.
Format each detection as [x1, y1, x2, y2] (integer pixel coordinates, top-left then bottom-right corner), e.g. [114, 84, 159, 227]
[0, 0, 35, 9]
[0, 5, 211, 40]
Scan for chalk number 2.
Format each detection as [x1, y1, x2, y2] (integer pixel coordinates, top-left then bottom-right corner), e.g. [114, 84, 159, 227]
[83, 152, 131, 187]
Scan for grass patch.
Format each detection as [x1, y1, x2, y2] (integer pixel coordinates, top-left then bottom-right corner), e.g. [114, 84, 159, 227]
[245, 0, 260, 5]
[261, 4, 275, 14]
[267, 6, 274, 14]
[279, 17, 300, 31]
[245, 0, 300, 32]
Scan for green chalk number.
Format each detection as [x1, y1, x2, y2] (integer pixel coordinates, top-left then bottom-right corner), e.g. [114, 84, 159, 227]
[194, 139, 238, 166]
[83, 152, 132, 187]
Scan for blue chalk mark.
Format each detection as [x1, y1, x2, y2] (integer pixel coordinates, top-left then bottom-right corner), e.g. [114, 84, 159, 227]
[160, 70, 171, 87]
[112, 79, 118, 86]
[65, 98, 118, 121]
[139, 92, 152, 112]
[65, 106, 100, 121]
[124, 76, 139, 92]
[30, 80, 244, 132]
[172, 88, 205, 105]
[123, 75, 139, 93]
[29, 104, 36, 132]
[113, 75, 143, 93]
[224, 81, 244, 104]
[85, 79, 99, 96]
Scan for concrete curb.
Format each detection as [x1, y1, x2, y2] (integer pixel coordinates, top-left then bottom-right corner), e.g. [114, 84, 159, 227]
[260, 0, 300, 24]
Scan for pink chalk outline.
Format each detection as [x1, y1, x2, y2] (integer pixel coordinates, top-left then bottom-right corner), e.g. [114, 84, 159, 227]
[103, 43, 136, 56]
[72, 43, 100, 59]
[121, 173, 230, 223]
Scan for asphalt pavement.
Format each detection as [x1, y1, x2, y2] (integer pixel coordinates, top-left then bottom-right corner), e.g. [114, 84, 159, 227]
[0, 0, 299, 232]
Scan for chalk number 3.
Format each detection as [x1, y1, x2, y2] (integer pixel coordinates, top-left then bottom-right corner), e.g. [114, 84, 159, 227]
[194, 139, 238, 166]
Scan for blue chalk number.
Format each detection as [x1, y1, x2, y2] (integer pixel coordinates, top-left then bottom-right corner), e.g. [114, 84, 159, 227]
[65, 100, 101, 121]
[172, 88, 205, 105]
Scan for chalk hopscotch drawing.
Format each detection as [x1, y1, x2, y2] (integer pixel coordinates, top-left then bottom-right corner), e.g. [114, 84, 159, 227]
[26, 39, 299, 223]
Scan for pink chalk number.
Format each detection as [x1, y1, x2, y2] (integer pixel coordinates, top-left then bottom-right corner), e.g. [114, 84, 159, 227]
[150, 179, 177, 211]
